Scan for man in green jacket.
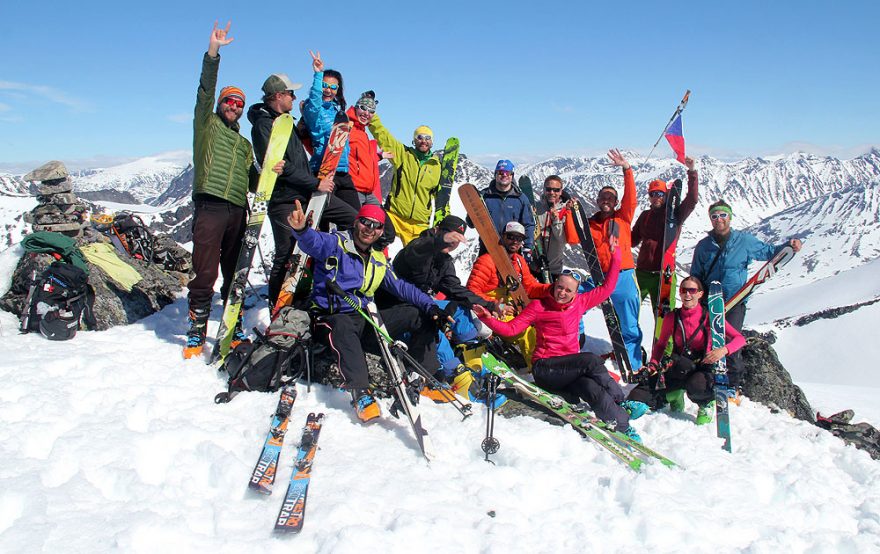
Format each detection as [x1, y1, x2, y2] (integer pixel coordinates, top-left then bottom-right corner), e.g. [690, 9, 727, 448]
[368, 116, 441, 245]
[185, 21, 255, 359]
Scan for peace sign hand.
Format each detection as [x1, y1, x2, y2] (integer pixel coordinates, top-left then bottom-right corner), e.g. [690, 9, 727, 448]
[309, 50, 324, 73]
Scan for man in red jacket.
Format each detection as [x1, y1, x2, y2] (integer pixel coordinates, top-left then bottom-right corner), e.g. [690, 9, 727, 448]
[587, 149, 643, 371]
[345, 91, 392, 207]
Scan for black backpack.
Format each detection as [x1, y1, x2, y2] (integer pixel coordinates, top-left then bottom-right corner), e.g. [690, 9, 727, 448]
[215, 307, 311, 403]
[27, 261, 95, 340]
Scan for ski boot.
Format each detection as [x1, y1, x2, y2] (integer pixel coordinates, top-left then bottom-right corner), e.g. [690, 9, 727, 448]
[666, 389, 685, 413]
[183, 306, 210, 359]
[621, 426, 642, 443]
[230, 310, 249, 350]
[620, 400, 649, 420]
[352, 389, 380, 423]
[696, 401, 715, 425]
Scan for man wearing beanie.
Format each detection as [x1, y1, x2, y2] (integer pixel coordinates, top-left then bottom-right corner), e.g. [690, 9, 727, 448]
[248, 69, 359, 307]
[185, 21, 256, 359]
[478, 159, 535, 257]
[286, 201, 450, 423]
[368, 109, 449, 245]
[691, 199, 802, 389]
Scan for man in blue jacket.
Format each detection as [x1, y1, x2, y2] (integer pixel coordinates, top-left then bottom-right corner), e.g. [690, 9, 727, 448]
[287, 202, 448, 422]
[691, 200, 802, 388]
[476, 160, 536, 257]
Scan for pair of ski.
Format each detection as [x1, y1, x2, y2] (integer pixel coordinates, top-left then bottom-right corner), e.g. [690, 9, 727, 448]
[480, 352, 676, 471]
[248, 385, 325, 533]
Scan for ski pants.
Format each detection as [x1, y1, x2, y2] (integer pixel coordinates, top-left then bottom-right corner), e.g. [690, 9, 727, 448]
[187, 197, 246, 311]
[725, 302, 746, 387]
[386, 211, 429, 247]
[314, 304, 440, 390]
[533, 352, 629, 431]
[586, 268, 644, 370]
[265, 196, 357, 306]
[664, 355, 715, 406]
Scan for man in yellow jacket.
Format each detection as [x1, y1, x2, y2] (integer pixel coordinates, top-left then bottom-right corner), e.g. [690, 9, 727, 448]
[368, 116, 442, 245]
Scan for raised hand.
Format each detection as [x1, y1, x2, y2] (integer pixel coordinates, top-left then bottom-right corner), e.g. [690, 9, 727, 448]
[607, 148, 630, 170]
[287, 199, 307, 231]
[309, 50, 324, 73]
[684, 156, 696, 171]
[208, 20, 234, 57]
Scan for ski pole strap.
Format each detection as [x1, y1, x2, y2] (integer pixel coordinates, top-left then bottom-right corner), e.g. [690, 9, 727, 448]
[326, 280, 395, 344]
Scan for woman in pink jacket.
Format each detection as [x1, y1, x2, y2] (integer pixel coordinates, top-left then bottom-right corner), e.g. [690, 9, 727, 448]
[647, 275, 746, 425]
[473, 237, 647, 442]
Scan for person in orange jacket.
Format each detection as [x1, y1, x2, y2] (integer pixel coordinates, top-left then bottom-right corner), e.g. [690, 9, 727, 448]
[345, 91, 391, 207]
[586, 149, 643, 370]
[466, 221, 551, 367]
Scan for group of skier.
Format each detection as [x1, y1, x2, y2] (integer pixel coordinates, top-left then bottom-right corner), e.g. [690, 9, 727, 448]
[189, 21, 804, 443]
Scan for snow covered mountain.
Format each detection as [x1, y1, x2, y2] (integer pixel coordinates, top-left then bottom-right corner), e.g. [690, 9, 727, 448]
[70, 151, 191, 205]
[0, 173, 30, 196]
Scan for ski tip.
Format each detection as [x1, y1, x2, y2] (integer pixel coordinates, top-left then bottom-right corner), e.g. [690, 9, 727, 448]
[214, 392, 230, 404]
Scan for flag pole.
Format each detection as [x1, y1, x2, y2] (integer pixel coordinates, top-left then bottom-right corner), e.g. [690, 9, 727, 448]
[641, 90, 691, 167]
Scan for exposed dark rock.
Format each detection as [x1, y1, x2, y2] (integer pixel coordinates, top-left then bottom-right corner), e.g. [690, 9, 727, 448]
[740, 330, 814, 422]
[78, 189, 141, 204]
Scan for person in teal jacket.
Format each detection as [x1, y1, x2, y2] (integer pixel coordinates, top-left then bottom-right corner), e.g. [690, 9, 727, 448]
[690, 199, 802, 387]
[301, 50, 358, 211]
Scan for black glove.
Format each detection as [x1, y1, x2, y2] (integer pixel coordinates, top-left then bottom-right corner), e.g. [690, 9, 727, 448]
[427, 304, 452, 331]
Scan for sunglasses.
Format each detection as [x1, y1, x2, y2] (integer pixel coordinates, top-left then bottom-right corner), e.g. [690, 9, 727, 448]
[559, 269, 583, 282]
[496, 170, 512, 177]
[679, 286, 701, 295]
[222, 97, 244, 109]
[545, 187, 562, 193]
[357, 217, 384, 230]
[415, 134, 433, 142]
[649, 191, 666, 198]
[356, 105, 375, 114]
[321, 82, 339, 91]
[503, 233, 525, 242]
[710, 212, 730, 220]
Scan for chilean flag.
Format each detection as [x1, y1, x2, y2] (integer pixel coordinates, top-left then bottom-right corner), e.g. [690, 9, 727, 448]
[664, 114, 686, 164]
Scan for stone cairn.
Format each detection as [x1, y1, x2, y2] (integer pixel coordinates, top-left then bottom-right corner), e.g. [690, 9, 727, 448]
[22, 160, 88, 237]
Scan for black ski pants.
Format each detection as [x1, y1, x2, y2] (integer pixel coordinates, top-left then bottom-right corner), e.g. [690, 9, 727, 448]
[532, 352, 629, 431]
[725, 302, 746, 387]
[314, 304, 440, 390]
[187, 197, 247, 311]
[266, 194, 357, 306]
[663, 355, 715, 406]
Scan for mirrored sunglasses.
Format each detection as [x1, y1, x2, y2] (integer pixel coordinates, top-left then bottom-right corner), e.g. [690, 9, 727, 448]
[710, 212, 730, 220]
[222, 97, 244, 109]
[649, 191, 666, 198]
[679, 286, 700, 295]
[321, 82, 339, 91]
[357, 217, 384, 230]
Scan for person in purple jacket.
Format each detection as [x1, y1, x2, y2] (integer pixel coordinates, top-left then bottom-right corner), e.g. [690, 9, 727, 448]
[286, 201, 449, 423]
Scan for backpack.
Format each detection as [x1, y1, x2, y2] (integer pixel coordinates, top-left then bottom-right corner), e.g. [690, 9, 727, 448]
[26, 261, 94, 340]
[215, 307, 311, 403]
[111, 212, 155, 262]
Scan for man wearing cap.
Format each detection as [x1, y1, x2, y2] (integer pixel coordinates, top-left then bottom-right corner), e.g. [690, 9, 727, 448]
[367, 112, 446, 245]
[691, 199, 802, 389]
[586, 149, 643, 371]
[287, 201, 450, 423]
[248, 71, 359, 307]
[477, 160, 536, 258]
[467, 221, 552, 368]
[631, 156, 700, 312]
[185, 21, 256, 359]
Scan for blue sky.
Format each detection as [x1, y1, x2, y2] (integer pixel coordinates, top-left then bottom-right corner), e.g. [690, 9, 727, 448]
[1, 0, 877, 172]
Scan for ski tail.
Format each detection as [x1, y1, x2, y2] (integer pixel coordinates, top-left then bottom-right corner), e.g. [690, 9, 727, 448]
[274, 412, 324, 533]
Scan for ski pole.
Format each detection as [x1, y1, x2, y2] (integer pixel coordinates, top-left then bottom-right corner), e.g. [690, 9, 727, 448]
[326, 281, 472, 419]
[640, 90, 691, 168]
[481, 373, 501, 464]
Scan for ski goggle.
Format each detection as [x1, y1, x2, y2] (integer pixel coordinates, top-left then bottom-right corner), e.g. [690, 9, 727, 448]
[559, 269, 584, 282]
[679, 286, 701, 295]
[222, 97, 244, 109]
[649, 191, 666, 198]
[710, 212, 730, 220]
[357, 217, 384, 230]
[322, 82, 339, 91]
